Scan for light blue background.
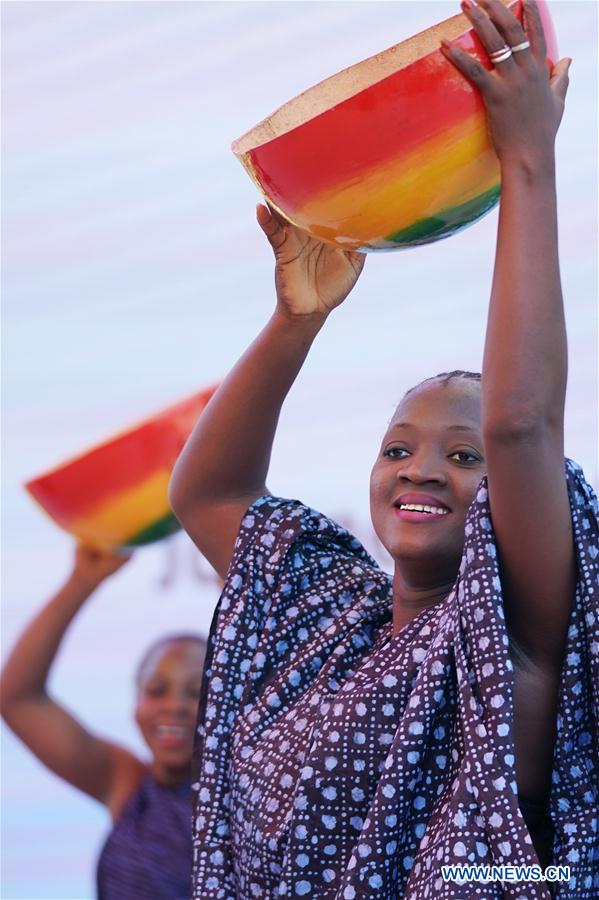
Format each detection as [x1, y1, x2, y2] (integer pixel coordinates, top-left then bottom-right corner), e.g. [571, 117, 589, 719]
[2, 2, 597, 897]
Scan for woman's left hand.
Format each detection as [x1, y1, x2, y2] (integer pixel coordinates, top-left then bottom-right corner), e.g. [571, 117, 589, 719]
[441, 0, 570, 170]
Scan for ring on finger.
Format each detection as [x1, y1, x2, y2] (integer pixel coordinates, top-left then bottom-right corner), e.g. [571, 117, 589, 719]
[489, 45, 513, 64]
[510, 40, 531, 53]
[488, 44, 511, 60]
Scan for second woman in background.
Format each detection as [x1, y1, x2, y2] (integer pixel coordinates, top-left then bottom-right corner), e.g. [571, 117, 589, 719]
[1, 545, 207, 900]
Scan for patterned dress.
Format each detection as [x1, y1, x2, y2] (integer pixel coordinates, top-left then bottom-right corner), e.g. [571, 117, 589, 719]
[97, 775, 192, 899]
[192, 461, 598, 899]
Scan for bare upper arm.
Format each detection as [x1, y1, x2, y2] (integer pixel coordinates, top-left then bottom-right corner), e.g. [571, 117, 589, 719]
[485, 427, 576, 668]
[171, 492, 265, 579]
[4, 694, 144, 810]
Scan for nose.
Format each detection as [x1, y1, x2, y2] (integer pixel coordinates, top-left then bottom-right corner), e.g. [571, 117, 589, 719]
[397, 452, 447, 485]
[159, 690, 192, 717]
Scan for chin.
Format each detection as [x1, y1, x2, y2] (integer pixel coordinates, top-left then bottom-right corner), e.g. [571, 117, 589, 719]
[392, 530, 464, 570]
[155, 751, 193, 773]
[383, 529, 431, 560]
[145, 738, 193, 772]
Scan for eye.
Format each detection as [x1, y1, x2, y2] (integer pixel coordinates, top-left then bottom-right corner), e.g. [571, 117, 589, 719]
[383, 446, 410, 460]
[449, 450, 482, 465]
[144, 683, 166, 698]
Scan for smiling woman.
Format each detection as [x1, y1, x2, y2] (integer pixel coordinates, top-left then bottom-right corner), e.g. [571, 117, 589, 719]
[168, 0, 598, 896]
[0, 548, 207, 900]
[134, 636, 204, 778]
[1, 0, 595, 896]
[370, 373, 485, 612]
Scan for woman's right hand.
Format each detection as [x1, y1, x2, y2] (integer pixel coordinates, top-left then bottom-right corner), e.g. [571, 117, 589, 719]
[71, 544, 132, 590]
[256, 203, 366, 319]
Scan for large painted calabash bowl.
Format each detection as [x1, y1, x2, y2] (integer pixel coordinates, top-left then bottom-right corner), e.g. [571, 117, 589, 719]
[25, 387, 217, 550]
[233, 1, 557, 251]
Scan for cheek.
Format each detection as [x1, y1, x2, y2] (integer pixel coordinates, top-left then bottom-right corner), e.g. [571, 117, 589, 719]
[369, 471, 389, 544]
[369, 473, 381, 519]
[185, 697, 200, 718]
[134, 707, 144, 732]
[134, 698, 151, 729]
[369, 463, 387, 503]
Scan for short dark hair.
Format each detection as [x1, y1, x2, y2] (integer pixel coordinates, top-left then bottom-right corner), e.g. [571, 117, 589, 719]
[135, 633, 208, 686]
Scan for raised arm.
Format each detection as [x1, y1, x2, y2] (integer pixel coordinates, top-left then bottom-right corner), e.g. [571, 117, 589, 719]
[0, 547, 142, 814]
[442, 0, 574, 668]
[169, 205, 365, 577]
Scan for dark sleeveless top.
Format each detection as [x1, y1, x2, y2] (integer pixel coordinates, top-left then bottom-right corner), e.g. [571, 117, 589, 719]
[96, 774, 192, 899]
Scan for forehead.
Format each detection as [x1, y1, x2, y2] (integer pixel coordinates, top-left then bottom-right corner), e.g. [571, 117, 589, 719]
[390, 380, 482, 433]
[139, 640, 205, 683]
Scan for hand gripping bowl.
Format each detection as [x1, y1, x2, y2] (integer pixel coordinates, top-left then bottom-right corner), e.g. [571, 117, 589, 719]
[233, 0, 557, 251]
[25, 387, 216, 550]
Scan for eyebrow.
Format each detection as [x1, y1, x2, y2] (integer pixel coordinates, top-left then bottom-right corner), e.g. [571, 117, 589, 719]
[391, 422, 480, 433]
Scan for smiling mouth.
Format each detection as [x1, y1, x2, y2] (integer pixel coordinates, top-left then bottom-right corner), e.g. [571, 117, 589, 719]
[154, 725, 191, 746]
[396, 503, 449, 516]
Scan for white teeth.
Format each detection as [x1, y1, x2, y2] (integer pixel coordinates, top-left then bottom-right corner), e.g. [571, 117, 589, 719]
[157, 725, 187, 735]
[399, 503, 448, 515]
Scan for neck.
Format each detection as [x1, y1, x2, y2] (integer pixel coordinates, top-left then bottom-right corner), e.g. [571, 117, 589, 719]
[149, 760, 191, 787]
[392, 567, 454, 635]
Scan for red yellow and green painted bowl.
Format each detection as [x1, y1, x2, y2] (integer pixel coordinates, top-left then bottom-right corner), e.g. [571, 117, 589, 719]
[25, 387, 216, 550]
[233, 0, 557, 251]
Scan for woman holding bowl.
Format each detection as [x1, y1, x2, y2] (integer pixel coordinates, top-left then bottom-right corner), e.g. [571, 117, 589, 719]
[171, 0, 597, 896]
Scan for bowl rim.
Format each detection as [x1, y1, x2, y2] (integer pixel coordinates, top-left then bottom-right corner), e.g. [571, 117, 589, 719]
[24, 384, 218, 489]
[233, 0, 514, 156]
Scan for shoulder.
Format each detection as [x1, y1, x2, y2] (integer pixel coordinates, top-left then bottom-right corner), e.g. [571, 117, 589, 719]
[232, 494, 378, 572]
[103, 744, 146, 821]
[207, 495, 387, 676]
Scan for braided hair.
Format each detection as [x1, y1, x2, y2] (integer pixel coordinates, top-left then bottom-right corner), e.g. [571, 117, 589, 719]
[402, 370, 481, 401]
[135, 633, 207, 687]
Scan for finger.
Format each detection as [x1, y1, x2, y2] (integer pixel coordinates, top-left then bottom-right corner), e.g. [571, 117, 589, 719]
[113, 547, 133, 559]
[255, 202, 272, 229]
[475, 0, 528, 60]
[549, 57, 571, 104]
[256, 202, 287, 252]
[346, 251, 366, 276]
[520, 0, 547, 62]
[440, 39, 494, 93]
[265, 201, 289, 229]
[354, 255, 367, 277]
[76, 543, 96, 558]
[459, 0, 516, 70]
[115, 552, 133, 565]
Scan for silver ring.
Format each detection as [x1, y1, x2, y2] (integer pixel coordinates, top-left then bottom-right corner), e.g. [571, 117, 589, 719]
[510, 40, 531, 53]
[489, 47, 513, 65]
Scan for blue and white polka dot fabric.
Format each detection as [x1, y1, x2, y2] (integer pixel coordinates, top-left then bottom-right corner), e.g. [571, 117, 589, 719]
[192, 460, 598, 898]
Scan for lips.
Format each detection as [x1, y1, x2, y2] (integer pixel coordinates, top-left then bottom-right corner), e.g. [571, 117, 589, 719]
[154, 724, 192, 748]
[393, 492, 450, 521]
